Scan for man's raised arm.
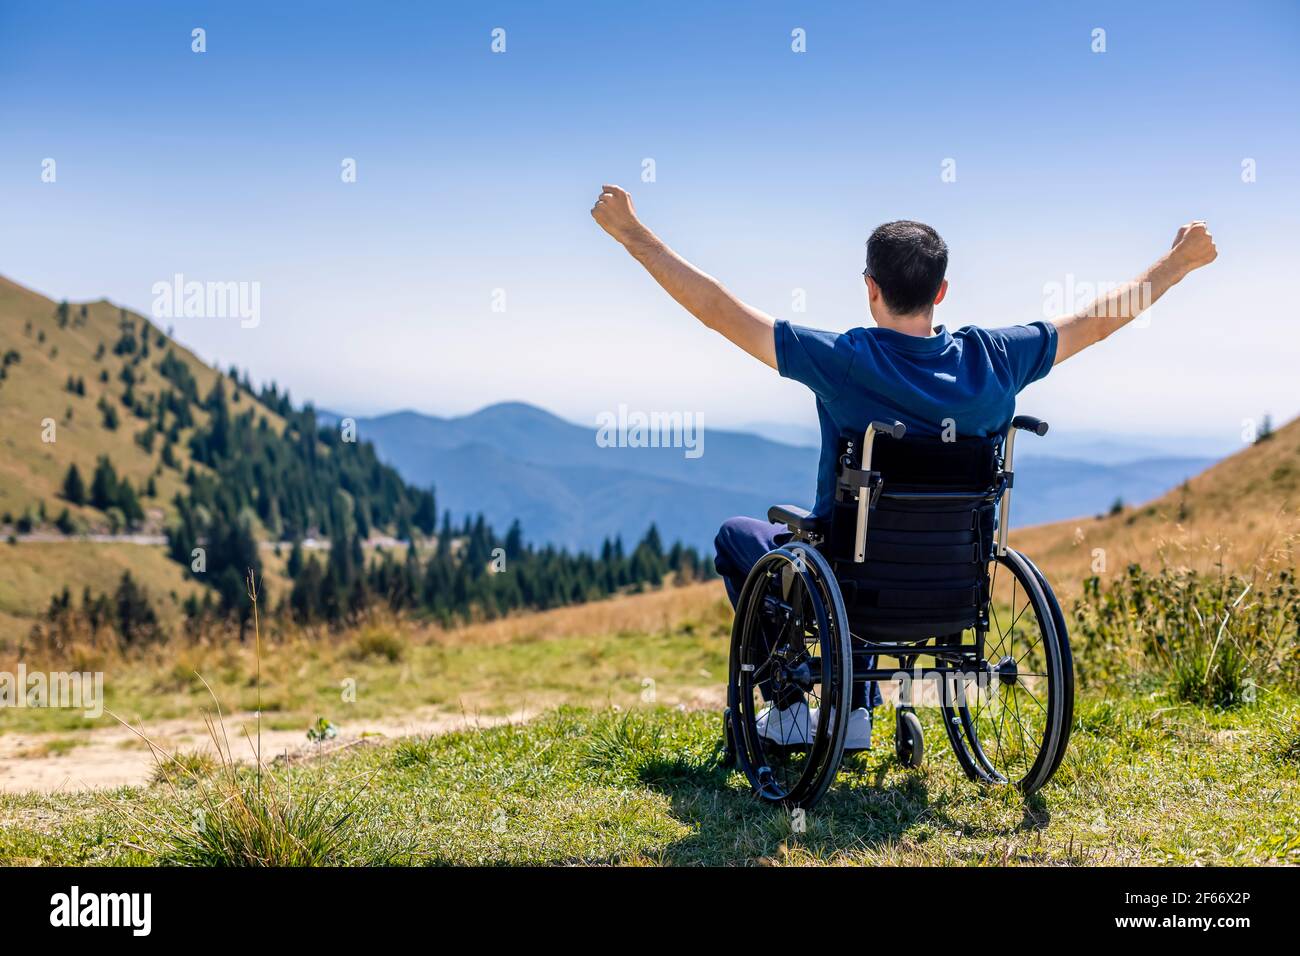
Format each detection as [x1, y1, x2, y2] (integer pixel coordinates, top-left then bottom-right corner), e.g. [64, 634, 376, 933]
[1052, 221, 1218, 364]
[591, 184, 778, 369]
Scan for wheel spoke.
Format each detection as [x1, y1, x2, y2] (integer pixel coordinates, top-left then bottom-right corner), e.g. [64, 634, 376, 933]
[736, 551, 843, 800]
[948, 551, 1061, 788]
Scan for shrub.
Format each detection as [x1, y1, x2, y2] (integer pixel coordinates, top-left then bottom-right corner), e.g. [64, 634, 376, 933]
[1072, 561, 1299, 707]
[349, 626, 405, 663]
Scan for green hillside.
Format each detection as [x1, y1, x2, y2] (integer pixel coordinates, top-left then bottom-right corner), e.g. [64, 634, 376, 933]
[0, 273, 439, 637]
[0, 274, 711, 645]
[0, 276, 273, 640]
[0, 275, 244, 532]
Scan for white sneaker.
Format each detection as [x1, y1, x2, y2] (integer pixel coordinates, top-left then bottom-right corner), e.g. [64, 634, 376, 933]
[756, 701, 814, 746]
[844, 708, 873, 750]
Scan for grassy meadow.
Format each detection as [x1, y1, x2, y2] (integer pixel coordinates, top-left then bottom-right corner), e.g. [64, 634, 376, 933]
[3, 695, 1297, 866]
[1, 286, 1295, 866]
[0, 583, 729, 737]
[1, 554, 1298, 866]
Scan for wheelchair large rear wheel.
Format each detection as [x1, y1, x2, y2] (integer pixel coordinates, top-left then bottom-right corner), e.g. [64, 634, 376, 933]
[941, 548, 1074, 795]
[727, 542, 851, 808]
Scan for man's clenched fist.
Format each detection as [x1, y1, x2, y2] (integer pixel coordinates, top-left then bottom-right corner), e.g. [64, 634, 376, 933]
[1170, 220, 1218, 272]
[591, 184, 643, 244]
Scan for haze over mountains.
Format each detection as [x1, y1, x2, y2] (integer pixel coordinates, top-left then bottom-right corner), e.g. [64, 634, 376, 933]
[0, 266, 1230, 565]
[0, 267, 1282, 650]
[0, 274, 716, 641]
[339, 403, 1222, 552]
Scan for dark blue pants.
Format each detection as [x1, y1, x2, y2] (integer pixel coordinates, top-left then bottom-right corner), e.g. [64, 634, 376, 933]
[714, 516, 878, 711]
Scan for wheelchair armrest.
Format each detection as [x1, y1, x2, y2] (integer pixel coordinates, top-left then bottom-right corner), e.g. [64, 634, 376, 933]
[768, 504, 821, 533]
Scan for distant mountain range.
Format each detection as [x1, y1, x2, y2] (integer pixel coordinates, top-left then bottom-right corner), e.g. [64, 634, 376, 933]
[335, 403, 1219, 552]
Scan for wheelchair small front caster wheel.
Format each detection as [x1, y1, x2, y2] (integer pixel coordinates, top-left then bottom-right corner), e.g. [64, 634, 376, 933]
[895, 710, 924, 768]
[721, 707, 737, 769]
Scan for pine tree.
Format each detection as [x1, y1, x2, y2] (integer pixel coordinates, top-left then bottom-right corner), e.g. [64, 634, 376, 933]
[412, 488, 437, 536]
[100, 399, 119, 430]
[117, 482, 143, 529]
[61, 464, 87, 505]
[505, 519, 524, 561]
[113, 571, 159, 644]
[90, 457, 118, 510]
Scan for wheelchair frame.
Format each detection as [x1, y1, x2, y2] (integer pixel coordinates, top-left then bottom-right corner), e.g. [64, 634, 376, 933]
[723, 415, 1075, 809]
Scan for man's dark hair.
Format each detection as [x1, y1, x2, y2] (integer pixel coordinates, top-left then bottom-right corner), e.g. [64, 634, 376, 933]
[864, 221, 949, 316]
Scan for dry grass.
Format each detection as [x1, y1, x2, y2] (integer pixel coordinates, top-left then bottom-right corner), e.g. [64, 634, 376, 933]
[0, 540, 203, 644]
[98, 576, 402, 866]
[0, 582, 733, 735]
[1012, 416, 1300, 596]
[434, 581, 728, 648]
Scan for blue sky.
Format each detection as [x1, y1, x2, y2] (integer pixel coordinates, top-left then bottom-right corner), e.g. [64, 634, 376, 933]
[2, 1, 1297, 444]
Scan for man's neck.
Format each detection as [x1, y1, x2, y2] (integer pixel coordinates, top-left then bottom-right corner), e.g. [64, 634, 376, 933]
[875, 312, 936, 337]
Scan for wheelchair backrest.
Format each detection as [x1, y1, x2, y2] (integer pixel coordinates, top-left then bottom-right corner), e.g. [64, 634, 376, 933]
[824, 431, 1004, 641]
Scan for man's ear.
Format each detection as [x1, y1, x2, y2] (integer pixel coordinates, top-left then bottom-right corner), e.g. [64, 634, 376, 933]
[865, 275, 882, 303]
[933, 279, 949, 306]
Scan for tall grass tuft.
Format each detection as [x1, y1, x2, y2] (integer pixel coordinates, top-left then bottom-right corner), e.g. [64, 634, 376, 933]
[1262, 709, 1300, 764]
[107, 571, 389, 865]
[584, 711, 665, 772]
[152, 769, 370, 866]
[150, 749, 217, 786]
[583, 710, 723, 787]
[1072, 558, 1299, 707]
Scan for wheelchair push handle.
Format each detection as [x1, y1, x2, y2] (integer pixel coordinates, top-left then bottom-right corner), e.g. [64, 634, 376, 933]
[869, 420, 908, 441]
[860, 420, 905, 476]
[852, 421, 904, 563]
[1011, 415, 1049, 437]
[997, 414, 1048, 556]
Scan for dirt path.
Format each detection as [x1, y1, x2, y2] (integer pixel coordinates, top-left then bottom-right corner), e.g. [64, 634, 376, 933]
[0, 706, 531, 794]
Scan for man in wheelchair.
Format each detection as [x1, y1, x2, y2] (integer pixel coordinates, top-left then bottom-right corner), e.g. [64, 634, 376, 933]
[593, 185, 1216, 799]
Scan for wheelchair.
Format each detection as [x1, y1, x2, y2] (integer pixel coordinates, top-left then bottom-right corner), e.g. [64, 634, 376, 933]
[723, 416, 1074, 809]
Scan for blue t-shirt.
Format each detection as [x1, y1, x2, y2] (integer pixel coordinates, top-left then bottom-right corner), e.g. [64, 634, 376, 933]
[775, 320, 1057, 516]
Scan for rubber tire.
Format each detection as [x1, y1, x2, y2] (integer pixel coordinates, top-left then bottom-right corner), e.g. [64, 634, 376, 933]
[726, 542, 852, 809]
[895, 710, 924, 768]
[941, 547, 1073, 795]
